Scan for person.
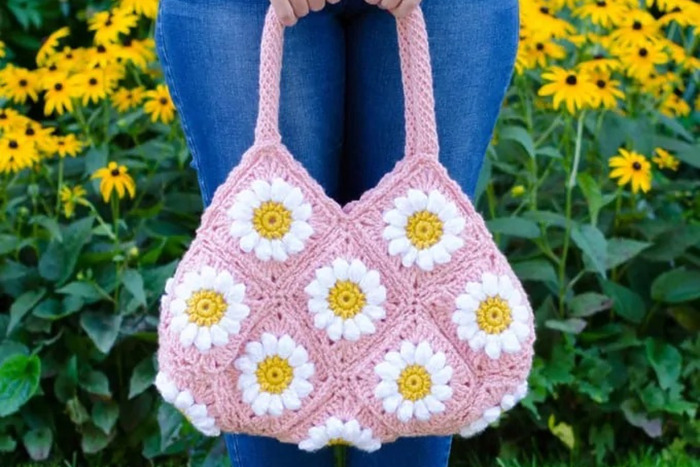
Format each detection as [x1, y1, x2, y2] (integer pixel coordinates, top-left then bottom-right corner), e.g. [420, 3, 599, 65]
[154, 0, 519, 465]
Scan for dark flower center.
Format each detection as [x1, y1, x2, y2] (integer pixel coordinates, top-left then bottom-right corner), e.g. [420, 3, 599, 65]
[25, 127, 35, 136]
[596, 1, 606, 6]
[632, 21, 642, 30]
[673, 88, 682, 97]
[54, 83, 63, 91]
[536, 43, 544, 51]
[89, 78, 98, 86]
[566, 75, 578, 85]
[593, 53, 604, 60]
[632, 162, 642, 171]
[19, 79, 28, 87]
[159, 97, 168, 105]
[97, 45, 106, 53]
[123, 38, 133, 47]
[596, 79, 606, 89]
[540, 6, 550, 14]
[110, 169, 120, 176]
[49, 64, 57, 71]
[0, 112, 6, 120]
[66, 53, 73, 59]
[8, 140, 18, 149]
[638, 48, 648, 57]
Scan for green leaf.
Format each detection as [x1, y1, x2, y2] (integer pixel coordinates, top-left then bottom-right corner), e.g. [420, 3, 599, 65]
[577, 173, 604, 225]
[0, 341, 29, 366]
[0, 354, 41, 417]
[0, 234, 19, 255]
[545, 318, 587, 334]
[29, 215, 62, 241]
[651, 268, 700, 303]
[123, 269, 147, 307]
[66, 396, 90, 425]
[645, 338, 682, 391]
[22, 428, 52, 461]
[500, 125, 535, 158]
[80, 370, 111, 397]
[57, 281, 104, 303]
[0, 435, 16, 453]
[606, 238, 651, 270]
[512, 259, 558, 285]
[601, 280, 646, 323]
[92, 401, 119, 435]
[38, 217, 94, 284]
[487, 217, 540, 239]
[621, 399, 662, 438]
[53, 356, 77, 403]
[523, 210, 570, 229]
[129, 356, 155, 399]
[158, 402, 183, 452]
[668, 306, 700, 332]
[7, 288, 47, 335]
[81, 423, 113, 454]
[80, 312, 123, 354]
[569, 292, 612, 317]
[572, 224, 608, 276]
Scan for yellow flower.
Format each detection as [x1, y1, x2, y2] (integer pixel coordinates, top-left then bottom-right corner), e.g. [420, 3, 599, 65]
[618, 41, 667, 80]
[538, 67, 596, 114]
[88, 8, 139, 45]
[112, 86, 145, 112]
[60, 185, 88, 218]
[91, 161, 136, 202]
[41, 72, 77, 116]
[511, 185, 526, 197]
[0, 133, 40, 174]
[522, 38, 566, 69]
[652, 148, 680, 171]
[51, 47, 84, 72]
[144, 84, 176, 123]
[521, 2, 575, 40]
[20, 120, 56, 155]
[0, 66, 40, 104]
[659, 92, 691, 118]
[54, 134, 84, 158]
[609, 11, 661, 47]
[71, 69, 110, 106]
[577, 55, 621, 74]
[121, 0, 159, 18]
[574, 0, 629, 28]
[586, 71, 625, 110]
[86, 43, 121, 68]
[0, 108, 25, 131]
[116, 38, 156, 69]
[609, 149, 652, 194]
[36, 27, 70, 66]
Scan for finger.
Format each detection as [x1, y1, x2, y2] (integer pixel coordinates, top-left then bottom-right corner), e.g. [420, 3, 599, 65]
[365, 0, 381, 6]
[308, 0, 325, 11]
[328, 0, 341, 3]
[380, 0, 402, 10]
[392, 0, 420, 18]
[271, 0, 297, 25]
[290, 0, 310, 18]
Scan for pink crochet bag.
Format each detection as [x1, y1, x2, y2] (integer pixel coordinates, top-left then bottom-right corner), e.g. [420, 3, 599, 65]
[155, 6, 534, 451]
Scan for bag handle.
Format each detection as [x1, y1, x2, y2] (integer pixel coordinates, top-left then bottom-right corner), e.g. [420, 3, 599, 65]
[254, 5, 439, 159]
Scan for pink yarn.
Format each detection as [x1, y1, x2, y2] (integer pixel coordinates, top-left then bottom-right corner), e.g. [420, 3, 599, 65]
[156, 6, 534, 447]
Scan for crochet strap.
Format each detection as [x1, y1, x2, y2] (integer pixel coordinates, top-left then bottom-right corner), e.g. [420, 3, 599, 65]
[254, 6, 439, 159]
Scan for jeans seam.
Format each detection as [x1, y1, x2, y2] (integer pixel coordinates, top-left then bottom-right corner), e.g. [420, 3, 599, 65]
[232, 435, 243, 467]
[155, 1, 213, 206]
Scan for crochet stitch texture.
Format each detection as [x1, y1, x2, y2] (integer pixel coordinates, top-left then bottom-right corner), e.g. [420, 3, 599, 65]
[156, 6, 535, 451]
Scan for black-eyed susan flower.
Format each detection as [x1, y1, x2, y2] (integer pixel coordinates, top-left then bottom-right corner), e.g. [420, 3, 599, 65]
[36, 27, 70, 66]
[0, 108, 24, 131]
[652, 148, 680, 171]
[116, 38, 156, 69]
[0, 133, 39, 174]
[21, 120, 56, 155]
[538, 67, 596, 114]
[587, 71, 625, 109]
[658, 1, 700, 28]
[60, 185, 88, 218]
[521, 2, 575, 40]
[574, 0, 629, 28]
[0, 66, 39, 104]
[54, 134, 84, 158]
[609, 11, 660, 47]
[121, 0, 159, 19]
[88, 8, 138, 45]
[577, 54, 621, 74]
[86, 43, 120, 69]
[71, 68, 110, 105]
[660, 91, 691, 118]
[619, 41, 667, 80]
[144, 84, 176, 123]
[41, 72, 77, 116]
[112, 86, 145, 112]
[91, 161, 136, 202]
[609, 149, 652, 194]
[522, 39, 566, 69]
[52, 47, 83, 72]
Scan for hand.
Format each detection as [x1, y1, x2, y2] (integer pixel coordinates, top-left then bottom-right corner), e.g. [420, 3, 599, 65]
[364, 0, 421, 18]
[270, 0, 341, 26]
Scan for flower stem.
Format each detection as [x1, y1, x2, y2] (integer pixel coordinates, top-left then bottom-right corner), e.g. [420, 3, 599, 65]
[54, 157, 64, 217]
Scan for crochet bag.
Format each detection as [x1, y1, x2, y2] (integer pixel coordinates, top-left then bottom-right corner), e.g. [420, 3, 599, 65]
[155, 6, 534, 452]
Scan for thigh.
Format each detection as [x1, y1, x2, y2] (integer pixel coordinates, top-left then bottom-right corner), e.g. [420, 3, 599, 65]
[225, 433, 334, 467]
[347, 435, 452, 467]
[155, 0, 345, 208]
[343, 0, 520, 200]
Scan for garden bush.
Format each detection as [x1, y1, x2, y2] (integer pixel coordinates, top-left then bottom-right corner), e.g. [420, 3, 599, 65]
[0, 0, 698, 465]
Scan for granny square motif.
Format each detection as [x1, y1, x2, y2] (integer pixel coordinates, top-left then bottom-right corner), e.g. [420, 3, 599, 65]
[155, 6, 535, 452]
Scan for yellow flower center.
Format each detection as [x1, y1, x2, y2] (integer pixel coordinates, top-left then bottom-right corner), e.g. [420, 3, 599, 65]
[327, 438, 349, 446]
[476, 297, 512, 335]
[186, 289, 227, 327]
[405, 210, 443, 250]
[256, 356, 294, 394]
[328, 280, 366, 319]
[397, 364, 432, 401]
[252, 201, 292, 240]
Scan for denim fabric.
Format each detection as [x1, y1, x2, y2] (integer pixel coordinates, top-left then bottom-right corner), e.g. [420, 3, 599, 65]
[155, 0, 518, 465]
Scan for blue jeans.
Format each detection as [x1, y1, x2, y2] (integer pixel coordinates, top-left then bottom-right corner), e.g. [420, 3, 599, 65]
[155, 0, 518, 465]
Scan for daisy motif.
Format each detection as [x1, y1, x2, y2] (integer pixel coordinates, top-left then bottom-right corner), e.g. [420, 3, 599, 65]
[168, 266, 250, 352]
[298, 417, 381, 452]
[234, 333, 314, 417]
[228, 178, 313, 262]
[452, 273, 530, 360]
[154, 372, 220, 436]
[374, 340, 453, 422]
[382, 189, 465, 271]
[458, 383, 528, 438]
[304, 258, 387, 342]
